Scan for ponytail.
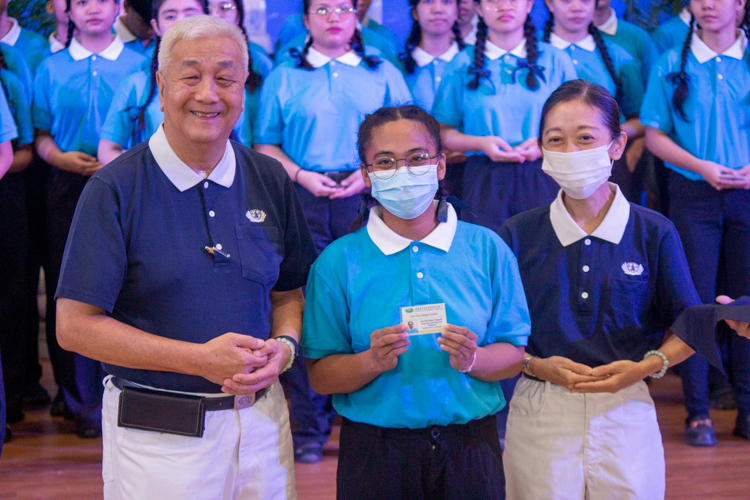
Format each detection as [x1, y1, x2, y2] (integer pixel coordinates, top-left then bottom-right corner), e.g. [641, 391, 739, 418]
[349, 190, 376, 232]
[133, 37, 160, 134]
[588, 22, 622, 105]
[543, 11, 554, 43]
[65, 19, 75, 48]
[351, 29, 383, 69]
[291, 36, 315, 70]
[399, 17, 422, 75]
[667, 13, 694, 122]
[452, 20, 466, 51]
[519, 15, 543, 90]
[467, 15, 488, 90]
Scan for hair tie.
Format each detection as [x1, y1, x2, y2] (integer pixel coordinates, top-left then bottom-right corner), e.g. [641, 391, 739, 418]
[468, 67, 491, 79]
[512, 60, 547, 84]
[667, 72, 690, 86]
[289, 47, 305, 68]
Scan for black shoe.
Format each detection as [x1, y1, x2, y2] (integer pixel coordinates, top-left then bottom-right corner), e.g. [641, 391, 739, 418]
[684, 419, 717, 447]
[75, 419, 102, 439]
[23, 383, 51, 407]
[50, 391, 67, 417]
[709, 389, 737, 411]
[733, 414, 750, 440]
[3, 426, 11, 443]
[294, 443, 323, 463]
[6, 406, 24, 424]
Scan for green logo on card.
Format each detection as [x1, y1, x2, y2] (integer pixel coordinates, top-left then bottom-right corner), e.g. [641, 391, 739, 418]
[405, 308, 413, 313]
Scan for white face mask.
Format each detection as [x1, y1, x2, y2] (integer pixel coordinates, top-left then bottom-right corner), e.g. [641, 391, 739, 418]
[541, 142, 615, 200]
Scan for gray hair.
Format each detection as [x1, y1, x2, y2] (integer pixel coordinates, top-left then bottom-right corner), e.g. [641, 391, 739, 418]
[158, 15, 249, 76]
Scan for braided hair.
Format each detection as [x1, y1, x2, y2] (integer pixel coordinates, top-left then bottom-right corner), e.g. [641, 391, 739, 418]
[133, 0, 209, 134]
[296, 0, 381, 70]
[666, 13, 695, 121]
[467, 13, 487, 89]
[542, 6, 621, 103]
[399, 0, 465, 75]
[231, 0, 264, 93]
[65, 0, 76, 48]
[743, 1, 750, 38]
[522, 15, 541, 90]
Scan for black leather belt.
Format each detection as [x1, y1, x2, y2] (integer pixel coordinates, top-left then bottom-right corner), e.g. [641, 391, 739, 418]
[111, 376, 267, 411]
[522, 372, 544, 383]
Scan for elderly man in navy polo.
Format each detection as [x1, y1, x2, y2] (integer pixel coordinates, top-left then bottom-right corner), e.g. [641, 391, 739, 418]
[55, 16, 315, 499]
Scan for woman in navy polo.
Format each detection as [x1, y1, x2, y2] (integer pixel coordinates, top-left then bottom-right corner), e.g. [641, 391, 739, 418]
[499, 80, 699, 499]
[302, 104, 531, 498]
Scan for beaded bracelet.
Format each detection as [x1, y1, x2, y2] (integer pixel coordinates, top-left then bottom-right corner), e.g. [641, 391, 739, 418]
[458, 351, 478, 373]
[643, 350, 669, 379]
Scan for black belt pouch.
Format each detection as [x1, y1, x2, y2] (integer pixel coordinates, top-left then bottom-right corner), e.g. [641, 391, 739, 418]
[118, 385, 206, 438]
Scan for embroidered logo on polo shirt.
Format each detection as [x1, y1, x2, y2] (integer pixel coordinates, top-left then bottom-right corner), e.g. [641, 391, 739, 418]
[246, 210, 266, 223]
[621, 262, 644, 276]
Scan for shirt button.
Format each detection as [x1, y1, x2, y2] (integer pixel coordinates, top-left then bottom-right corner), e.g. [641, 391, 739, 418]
[433, 60, 439, 65]
[584, 238, 591, 246]
[92, 70, 98, 76]
[570, 46, 576, 51]
[435, 76, 441, 83]
[718, 74, 724, 80]
[716, 56, 721, 62]
[215, 243, 223, 251]
[209, 210, 215, 217]
[333, 72, 339, 77]
[412, 246, 419, 252]
[573, 59, 578, 65]
[417, 272, 424, 279]
[92, 55, 97, 61]
[204, 181, 209, 189]
[581, 292, 589, 299]
[330, 61, 336, 66]
[583, 265, 590, 272]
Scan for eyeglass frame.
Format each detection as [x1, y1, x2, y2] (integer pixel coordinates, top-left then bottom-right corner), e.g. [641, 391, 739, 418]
[308, 6, 358, 17]
[362, 153, 444, 180]
[483, 0, 520, 10]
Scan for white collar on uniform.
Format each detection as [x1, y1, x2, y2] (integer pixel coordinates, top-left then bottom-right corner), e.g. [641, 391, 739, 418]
[679, 7, 692, 25]
[367, 201, 458, 255]
[691, 29, 747, 64]
[549, 32, 597, 52]
[484, 39, 527, 60]
[68, 35, 125, 61]
[149, 124, 236, 192]
[48, 32, 66, 54]
[113, 17, 137, 43]
[464, 26, 477, 45]
[361, 15, 371, 28]
[305, 46, 362, 68]
[0, 17, 21, 45]
[550, 183, 630, 247]
[597, 8, 618, 36]
[412, 42, 459, 67]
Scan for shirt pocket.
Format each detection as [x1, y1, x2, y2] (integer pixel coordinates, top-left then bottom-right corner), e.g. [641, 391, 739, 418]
[605, 276, 651, 329]
[236, 225, 283, 285]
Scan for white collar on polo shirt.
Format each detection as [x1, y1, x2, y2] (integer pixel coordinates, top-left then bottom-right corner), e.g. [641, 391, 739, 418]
[68, 35, 125, 61]
[550, 183, 630, 247]
[597, 8, 618, 36]
[113, 17, 137, 43]
[411, 42, 460, 67]
[0, 17, 21, 45]
[691, 29, 747, 64]
[149, 124, 236, 192]
[49, 32, 66, 54]
[305, 46, 363, 68]
[549, 32, 597, 52]
[679, 7, 692, 25]
[367, 201, 458, 255]
[484, 39, 527, 61]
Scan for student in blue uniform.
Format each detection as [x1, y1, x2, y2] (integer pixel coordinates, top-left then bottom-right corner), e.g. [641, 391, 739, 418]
[593, 0, 659, 84]
[433, 0, 577, 233]
[32, 0, 146, 439]
[393, 0, 464, 112]
[113, 0, 156, 58]
[0, 44, 32, 103]
[542, 0, 646, 203]
[0, 84, 13, 445]
[303, 104, 530, 499]
[46, 0, 71, 54]
[501, 79, 699, 500]
[641, 0, 750, 447]
[98, 0, 208, 164]
[356, 0, 402, 54]
[458, 0, 479, 44]
[652, 6, 693, 54]
[0, 58, 34, 430]
[0, 0, 50, 73]
[255, 0, 411, 463]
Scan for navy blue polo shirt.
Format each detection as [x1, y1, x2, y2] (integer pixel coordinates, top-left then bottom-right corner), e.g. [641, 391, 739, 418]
[56, 125, 316, 393]
[499, 184, 701, 367]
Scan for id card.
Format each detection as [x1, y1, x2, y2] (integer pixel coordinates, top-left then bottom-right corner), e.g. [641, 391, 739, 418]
[400, 303, 447, 335]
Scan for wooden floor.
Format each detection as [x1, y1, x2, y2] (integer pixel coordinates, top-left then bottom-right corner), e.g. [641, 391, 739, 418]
[2, 370, 749, 499]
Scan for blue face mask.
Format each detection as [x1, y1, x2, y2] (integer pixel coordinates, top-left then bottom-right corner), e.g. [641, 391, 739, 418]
[368, 165, 439, 220]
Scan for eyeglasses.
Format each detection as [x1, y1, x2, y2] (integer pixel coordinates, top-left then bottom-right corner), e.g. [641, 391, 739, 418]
[309, 7, 358, 17]
[364, 153, 440, 179]
[484, 0, 519, 10]
[218, 2, 236, 12]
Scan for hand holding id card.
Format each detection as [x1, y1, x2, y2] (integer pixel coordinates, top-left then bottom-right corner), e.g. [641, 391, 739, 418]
[400, 303, 447, 335]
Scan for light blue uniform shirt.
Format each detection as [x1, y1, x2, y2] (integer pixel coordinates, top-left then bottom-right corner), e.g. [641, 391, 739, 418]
[391, 42, 459, 112]
[597, 8, 660, 85]
[1, 43, 33, 103]
[432, 40, 577, 149]
[651, 9, 691, 54]
[0, 18, 50, 74]
[0, 84, 18, 144]
[640, 32, 750, 181]
[274, 12, 307, 54]
[0, 68, 33, 145]
[302, 203, 531, 429]
[362, 17, 402, 58]
[548, 33, 644, 118]
[255, 48, 412, 172]
[32, 37, 147, 155]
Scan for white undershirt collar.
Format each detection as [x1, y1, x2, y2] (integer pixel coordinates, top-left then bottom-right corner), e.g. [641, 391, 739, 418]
[68, 35, 125, 61]
[484, 39, 527, 61]
[367, 201, 458, 255]
[411, 42, 459, 67]
[305, 46, 363, 68]
[0, 17, 21, 46]
[597, 8, 618, 36]
[549, 32, 597, 52]
[691, 29, 747, 64]
[550, 183, 630, 247]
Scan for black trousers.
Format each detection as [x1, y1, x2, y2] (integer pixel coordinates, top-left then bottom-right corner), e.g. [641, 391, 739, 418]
[337, 415, 505, 500]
